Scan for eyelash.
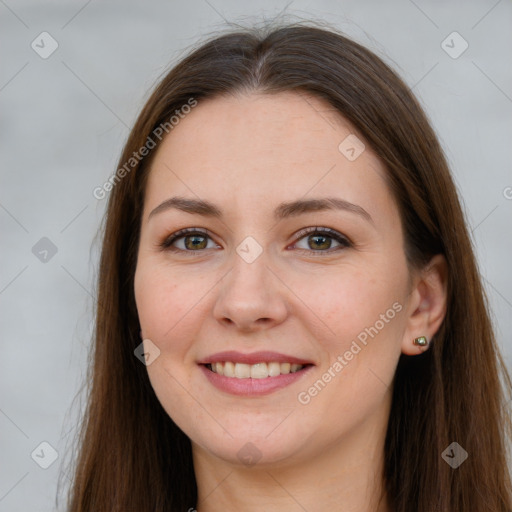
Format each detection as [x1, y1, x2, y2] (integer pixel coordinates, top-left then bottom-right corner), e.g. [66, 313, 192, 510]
[158, 226, 352, 256]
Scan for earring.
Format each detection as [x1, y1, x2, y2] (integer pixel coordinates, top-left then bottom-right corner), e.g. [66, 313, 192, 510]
[413, 336, 428, 347]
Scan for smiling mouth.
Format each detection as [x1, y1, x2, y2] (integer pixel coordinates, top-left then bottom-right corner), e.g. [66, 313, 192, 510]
[204, 361, 312, 379]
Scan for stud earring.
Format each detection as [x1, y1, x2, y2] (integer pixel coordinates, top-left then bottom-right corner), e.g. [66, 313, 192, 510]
[413, 336, 428, 347]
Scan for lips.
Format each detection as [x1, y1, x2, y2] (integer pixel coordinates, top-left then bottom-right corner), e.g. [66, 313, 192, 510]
[197, 350, 314, 366]
[199, 363, 313, 396]
[207, 361, 307, 379]
[197, 350, 315, 396]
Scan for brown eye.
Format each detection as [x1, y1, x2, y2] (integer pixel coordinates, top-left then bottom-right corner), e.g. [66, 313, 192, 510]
[292, 227, 351, 254]
[159, 226, 351, 256]
[182, 234, 208, 250]
[160, 228, 217, 253]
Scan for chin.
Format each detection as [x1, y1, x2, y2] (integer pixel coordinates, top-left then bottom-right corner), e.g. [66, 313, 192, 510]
[189, 422, 313, 468]
[201, 437, 302, 468]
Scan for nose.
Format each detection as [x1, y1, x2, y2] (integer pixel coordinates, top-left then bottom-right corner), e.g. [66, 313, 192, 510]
[212, 247, 288, 333]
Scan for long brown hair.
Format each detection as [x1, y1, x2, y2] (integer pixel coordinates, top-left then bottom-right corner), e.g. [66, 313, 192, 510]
[62, 20, 512, 511]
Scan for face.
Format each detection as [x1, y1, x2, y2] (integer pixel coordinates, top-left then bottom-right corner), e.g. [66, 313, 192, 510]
[134, 91, 413, 468]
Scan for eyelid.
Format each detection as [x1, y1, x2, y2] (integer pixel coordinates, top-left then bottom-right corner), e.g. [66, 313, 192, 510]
[288, 226, 352, 255]
[159, 227, 215, 250]
[291, 226, 352, 245]
[159, 226, 352, 254]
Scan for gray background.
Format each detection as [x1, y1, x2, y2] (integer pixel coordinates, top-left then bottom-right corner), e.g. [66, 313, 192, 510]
[1, 1, 511, 510]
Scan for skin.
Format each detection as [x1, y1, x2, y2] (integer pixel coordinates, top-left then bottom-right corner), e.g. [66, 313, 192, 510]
[134, 91, 448, 512]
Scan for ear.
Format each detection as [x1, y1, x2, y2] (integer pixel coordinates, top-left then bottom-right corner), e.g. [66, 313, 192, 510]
[401, 254, 448, 355]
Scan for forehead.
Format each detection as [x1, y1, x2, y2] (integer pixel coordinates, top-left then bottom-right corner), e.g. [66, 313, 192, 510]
[144, 91, 397, 226]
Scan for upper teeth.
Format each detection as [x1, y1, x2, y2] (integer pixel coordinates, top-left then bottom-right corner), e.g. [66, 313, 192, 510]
[209, 362, 304, 379]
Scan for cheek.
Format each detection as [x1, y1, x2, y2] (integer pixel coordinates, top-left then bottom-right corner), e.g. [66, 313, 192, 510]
[300, 263, 407, 402]
[134, 258, 219, 397]
[134, 261, 201, 342]
[308, 266, 404, 339]
[134, 262, 203, 423]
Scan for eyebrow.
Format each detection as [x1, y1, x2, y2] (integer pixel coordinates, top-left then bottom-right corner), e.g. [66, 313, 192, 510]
[148, 196, 374, 225]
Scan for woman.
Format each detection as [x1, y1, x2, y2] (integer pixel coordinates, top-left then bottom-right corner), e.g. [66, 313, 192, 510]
[65, 21, 512, 511]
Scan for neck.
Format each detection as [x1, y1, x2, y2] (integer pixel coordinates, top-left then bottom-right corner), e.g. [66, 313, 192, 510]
[191, 402, 392, 512]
